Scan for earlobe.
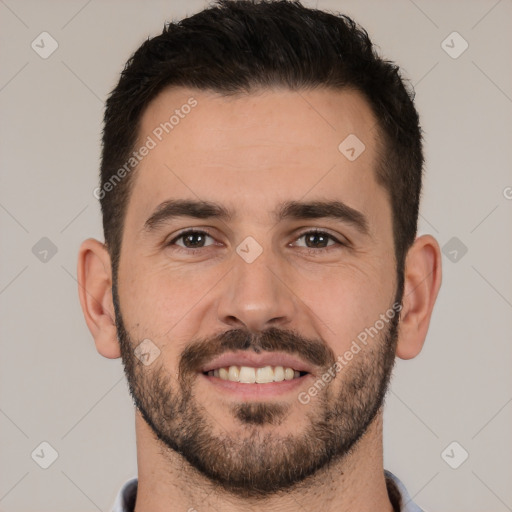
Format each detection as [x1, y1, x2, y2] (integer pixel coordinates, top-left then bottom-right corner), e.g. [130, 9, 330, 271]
[77, 238, 121, 359]
[396, 234, 442, 360]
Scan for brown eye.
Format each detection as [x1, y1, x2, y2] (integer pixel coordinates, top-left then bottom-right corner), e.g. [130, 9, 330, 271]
[293, 230, 342, 250]
[169, 230, 215, 249]
[303, 231, 333, 248]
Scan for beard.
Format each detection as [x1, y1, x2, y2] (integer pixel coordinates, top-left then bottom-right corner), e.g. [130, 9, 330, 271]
[113, 282, 402, 499]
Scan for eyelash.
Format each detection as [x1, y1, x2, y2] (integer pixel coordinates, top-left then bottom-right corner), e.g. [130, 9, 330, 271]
[166, 228, 347, 255]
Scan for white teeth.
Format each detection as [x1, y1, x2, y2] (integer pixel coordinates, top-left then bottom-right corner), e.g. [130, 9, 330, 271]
[273, 366, 285, 382]
[239, 366, 256, 383]
[228, 366, 240, 381]
[208, 365, 305, 383]
[255, 366, 274, 383]
[284, 367, 295, 380]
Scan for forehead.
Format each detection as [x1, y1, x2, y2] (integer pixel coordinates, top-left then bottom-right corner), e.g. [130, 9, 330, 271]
[139, 86, 378, 165]
[126, 86, 388, 231]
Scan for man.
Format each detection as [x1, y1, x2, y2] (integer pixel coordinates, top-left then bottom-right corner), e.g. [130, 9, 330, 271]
[77, 1, 442, 510]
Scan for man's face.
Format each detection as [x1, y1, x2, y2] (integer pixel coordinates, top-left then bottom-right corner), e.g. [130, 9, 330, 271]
[114, 87, 399, 497]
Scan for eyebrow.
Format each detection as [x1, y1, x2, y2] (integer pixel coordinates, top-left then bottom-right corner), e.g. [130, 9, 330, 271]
[143, 198, 369, 235]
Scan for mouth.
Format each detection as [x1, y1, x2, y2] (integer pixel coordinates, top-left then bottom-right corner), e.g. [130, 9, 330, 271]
[203, 365, 309, 383]
[199, 351, 314, 398]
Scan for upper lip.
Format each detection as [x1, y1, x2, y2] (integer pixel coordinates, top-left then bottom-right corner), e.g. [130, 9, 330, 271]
[201, 351, 315, 374]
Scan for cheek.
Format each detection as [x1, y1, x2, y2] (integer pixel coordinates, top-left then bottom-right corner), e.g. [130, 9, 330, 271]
[292, 261, 395, 354]
[118, 259, 215, 344]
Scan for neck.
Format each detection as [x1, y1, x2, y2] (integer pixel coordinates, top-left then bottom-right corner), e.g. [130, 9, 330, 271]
[133, 410, 394, 512]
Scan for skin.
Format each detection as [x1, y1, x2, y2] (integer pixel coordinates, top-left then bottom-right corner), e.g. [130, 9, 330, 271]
[78, 87, 442, 512]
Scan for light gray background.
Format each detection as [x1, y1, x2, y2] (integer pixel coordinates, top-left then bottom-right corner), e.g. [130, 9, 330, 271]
[1, 0, 511, 511]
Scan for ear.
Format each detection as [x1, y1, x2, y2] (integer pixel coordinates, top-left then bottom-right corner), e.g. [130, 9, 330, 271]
[77, 238, 120, 359]
[396, 234, 442, 360]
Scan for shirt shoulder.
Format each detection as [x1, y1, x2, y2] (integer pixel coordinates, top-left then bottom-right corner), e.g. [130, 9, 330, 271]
[111, 476, 138, 512]
[385, 470, 425, 512]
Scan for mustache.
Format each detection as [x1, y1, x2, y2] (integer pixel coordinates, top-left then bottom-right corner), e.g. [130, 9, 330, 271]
[179, 326, 336, 377]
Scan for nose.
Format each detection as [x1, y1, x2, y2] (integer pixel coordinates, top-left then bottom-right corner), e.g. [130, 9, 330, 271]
[216, 244, 297, 333]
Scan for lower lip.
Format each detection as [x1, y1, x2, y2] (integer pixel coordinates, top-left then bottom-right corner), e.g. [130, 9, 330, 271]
[199, 372, 312, 399]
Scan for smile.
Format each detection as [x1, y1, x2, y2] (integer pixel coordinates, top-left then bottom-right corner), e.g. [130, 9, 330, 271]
[203, 365, 309, 383]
